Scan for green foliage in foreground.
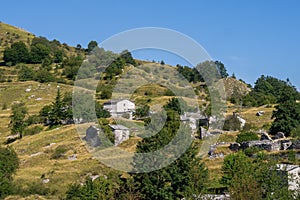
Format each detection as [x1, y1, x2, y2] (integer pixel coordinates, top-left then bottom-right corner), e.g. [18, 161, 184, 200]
[221, 152, 297, 199]
[0, 146, 19, 199]
[132, 99, 208, 199]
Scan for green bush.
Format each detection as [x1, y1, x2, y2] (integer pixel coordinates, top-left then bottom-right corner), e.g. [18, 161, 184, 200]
[24, 126, 43, 136]
[236, 132, 259, 143]
[0, 146, 19, 198]
[51, 145, 68, 159]
[244, 146, 261, 156]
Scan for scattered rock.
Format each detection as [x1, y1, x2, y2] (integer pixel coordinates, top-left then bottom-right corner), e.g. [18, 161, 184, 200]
[256, 111, 265, 116]
[90, 175, 100, 181]
[68, 154, 77, 161]
[288, 139, 300, 150]
[30, 152, 43, 157]
[281, 140, 292, 150]
[42, 179, 50, 184]
[43, 143, 56, 149]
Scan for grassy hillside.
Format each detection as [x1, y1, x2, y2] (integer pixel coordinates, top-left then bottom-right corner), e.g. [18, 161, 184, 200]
[0, 22, 289, 199]
[0, 22, 35, 61]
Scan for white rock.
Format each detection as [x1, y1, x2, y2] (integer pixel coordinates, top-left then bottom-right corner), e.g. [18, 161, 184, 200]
[42, 179, 50, 184]
[30, 152, 43, 157]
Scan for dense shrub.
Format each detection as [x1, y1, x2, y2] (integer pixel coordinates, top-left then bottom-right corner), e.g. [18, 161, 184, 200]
[236, 132, 259, 143]
[51, 145, 68, 159]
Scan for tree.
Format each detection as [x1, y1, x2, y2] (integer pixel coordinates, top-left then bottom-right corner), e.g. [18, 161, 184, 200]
[87, 40, 98, 52]
[50, 88, 64, 125]
[221, 152, 294, 199]
[10, 103, 28, 138]
[62, 55, 83, 80]
[18, 65, 34, 81]
[134, 105, 150, 119]
[0, 146, 19, 198]
[30, 43, 51, 63]
[95, 101, 110, 118]
[100, 88, 112, 99]
[215, 61, 228, 78]
[270, 85, 300, 136]
[132, 99, 208, 199]
[3, 41, 29, 65]
[34, 68, 54, 83]
[65, 175, 119, 200]
[120, 50, 136, 66]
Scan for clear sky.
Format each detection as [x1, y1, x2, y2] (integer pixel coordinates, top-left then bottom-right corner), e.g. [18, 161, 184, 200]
[1, 0, 300, 89]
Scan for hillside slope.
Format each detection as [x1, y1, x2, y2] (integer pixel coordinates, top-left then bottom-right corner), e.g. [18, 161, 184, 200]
[0, 22, 35, 61]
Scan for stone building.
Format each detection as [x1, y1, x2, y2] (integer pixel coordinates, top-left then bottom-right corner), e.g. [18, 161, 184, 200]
[103, 99, 135, 119]
[109, 124, 130, 146]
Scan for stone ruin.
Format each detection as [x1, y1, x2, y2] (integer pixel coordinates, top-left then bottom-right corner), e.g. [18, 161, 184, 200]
[230, 132, 296, 152]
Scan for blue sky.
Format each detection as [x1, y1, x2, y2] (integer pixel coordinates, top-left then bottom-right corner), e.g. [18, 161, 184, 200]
[1, 0, 300, 89]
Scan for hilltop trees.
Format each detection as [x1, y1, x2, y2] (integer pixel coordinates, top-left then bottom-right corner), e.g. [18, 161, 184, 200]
[242, 75, 299, 107]
[87, 40, 98, 52]
[3, 41, 30, 65]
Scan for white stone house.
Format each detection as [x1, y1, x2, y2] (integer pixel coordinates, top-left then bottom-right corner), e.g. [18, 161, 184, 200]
[109, 124, 130, 146]
[277, 164, 300, 192]
[103, 99, 135, 119]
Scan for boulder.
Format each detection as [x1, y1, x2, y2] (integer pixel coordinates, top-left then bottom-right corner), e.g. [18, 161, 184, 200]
[280, 140, 292, 150]
[272, 132, 285, 140]
[84, 126, 101, 147]
[288, 139, 300, 150]
[229, 143, 240, 151]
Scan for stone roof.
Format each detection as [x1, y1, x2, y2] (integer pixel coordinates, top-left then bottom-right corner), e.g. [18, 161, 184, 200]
[109, 124, 129, 130]
[103, 99, 133, 105]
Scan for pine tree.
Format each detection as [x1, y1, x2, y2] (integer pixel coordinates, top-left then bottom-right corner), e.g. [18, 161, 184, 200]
[270, 85, 300, 136]
[10, 103, 28, 138]
[50, 88, 64, 125]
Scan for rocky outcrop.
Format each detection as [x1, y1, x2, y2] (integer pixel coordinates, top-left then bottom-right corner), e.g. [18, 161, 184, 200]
[272, 132, 285, 140]
[229, 143, 240, 151]
[260, 132, 272, 141]
[281, 140, 292, 150]
[241, 140, 281, 152]
[288, 139, 300, 150]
